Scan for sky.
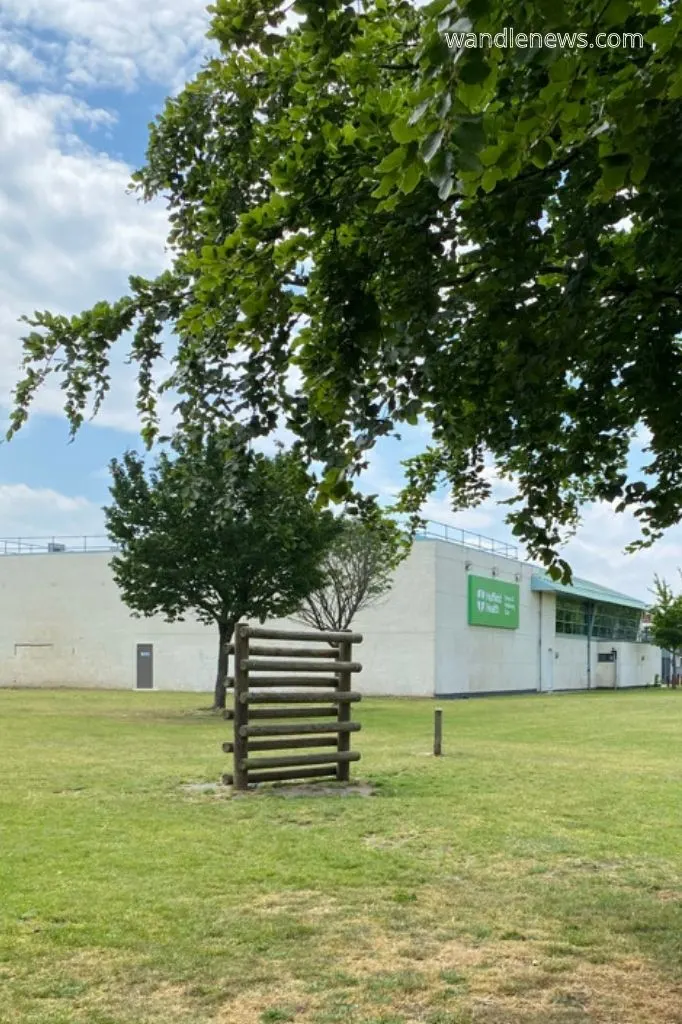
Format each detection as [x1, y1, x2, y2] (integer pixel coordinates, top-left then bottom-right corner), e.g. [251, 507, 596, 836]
[0, 0, 679, 602]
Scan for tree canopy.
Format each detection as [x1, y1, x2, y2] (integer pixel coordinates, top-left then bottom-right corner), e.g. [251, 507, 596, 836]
[296, 514, 409, 633]
[104, 430, 340, 706]
[649, 574, 682, 678]
[10, 0, 682, 578]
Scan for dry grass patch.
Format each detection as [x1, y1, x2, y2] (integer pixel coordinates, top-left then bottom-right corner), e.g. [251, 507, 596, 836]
[204, 930, 682, 1024]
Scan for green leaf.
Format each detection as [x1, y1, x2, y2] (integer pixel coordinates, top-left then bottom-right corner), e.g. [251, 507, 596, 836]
[549, 57, 572, 83]
[341, 123, 357, 145]
[602, 0, 632, 25]
[371, 173, 398, 198]
[438, 92, 453, 118]
[242, 294, 267, 317]
[459, 54, 491, 86]
[455, 148, 483, 172]
[645, 24, 676, 49]
[562, 102, 581, 123]
[390, 118, 419, 144]
[437, 174, 455, 200]
[601, 154, 630, 192]
[452, 119, 486, 152]
[408, 98, 431, 126]
[479, 144, 502, 167]
[422, 130, 444, 164]
[537, 0, 567, 25]
[400, 163, 422, 194]
[530, 140, 552, 168]
[630, 152, 650, 184]
[481, 168, 498, 192]
[669, 70, 682, 100]
[377, 147, 408, 173]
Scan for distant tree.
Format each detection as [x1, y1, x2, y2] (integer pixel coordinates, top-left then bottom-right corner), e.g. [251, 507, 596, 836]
[296, 515, 408, 635]
[649, 575, 682, 684]
[104, 430, 340, 708]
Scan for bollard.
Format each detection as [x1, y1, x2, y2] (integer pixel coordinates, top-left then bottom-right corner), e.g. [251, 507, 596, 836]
[434, 707, 443, 757]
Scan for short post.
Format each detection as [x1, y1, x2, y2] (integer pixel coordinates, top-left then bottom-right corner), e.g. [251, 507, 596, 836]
[434, 707, 443, 757]
[232, 624, 250, 791]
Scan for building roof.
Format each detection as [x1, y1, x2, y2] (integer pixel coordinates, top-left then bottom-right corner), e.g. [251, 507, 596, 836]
[530, 573, 648, 610]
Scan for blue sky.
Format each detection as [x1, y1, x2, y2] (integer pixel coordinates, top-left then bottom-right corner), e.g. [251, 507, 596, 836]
[0, 1, 679, 601]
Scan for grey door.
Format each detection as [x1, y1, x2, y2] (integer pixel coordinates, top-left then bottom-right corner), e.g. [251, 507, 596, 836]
[136, 644, 154, 689]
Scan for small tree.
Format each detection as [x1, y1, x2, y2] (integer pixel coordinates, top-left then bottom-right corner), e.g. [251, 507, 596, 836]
[296, 514, 408, 634]
[649, 575, 682, 685]
[104, 430, 340, 708]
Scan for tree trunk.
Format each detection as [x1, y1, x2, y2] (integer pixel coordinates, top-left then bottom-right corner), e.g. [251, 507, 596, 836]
[213, 619, 235, 710]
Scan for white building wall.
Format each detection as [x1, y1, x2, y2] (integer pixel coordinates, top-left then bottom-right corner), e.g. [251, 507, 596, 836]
[434, 541, 539, 695]
[0, 543, 436, 696]
[553, 635, 660, 691]
[0, 542, 660, 697]
[601, 640, 660, 689]
[0, 552, 217, 691]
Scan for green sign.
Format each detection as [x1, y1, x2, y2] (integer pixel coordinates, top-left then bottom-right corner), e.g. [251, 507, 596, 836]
[468, 575, 520, 629]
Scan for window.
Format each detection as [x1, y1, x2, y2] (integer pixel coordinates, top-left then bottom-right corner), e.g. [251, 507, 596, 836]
[556, 597, 589, 636]
[556, 597, 642, 641]
[592, 603, 641, 642]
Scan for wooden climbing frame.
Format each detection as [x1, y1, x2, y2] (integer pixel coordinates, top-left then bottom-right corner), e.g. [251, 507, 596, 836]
[222, 624, 363, 790]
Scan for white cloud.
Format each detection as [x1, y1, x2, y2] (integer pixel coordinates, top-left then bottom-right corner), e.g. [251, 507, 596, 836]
[0, 0, 212, 91]
[560, 503, 682, 603]
[0, 81, 173, 435]
[0, 483, 105, 539]
[0, 30, 47, 81]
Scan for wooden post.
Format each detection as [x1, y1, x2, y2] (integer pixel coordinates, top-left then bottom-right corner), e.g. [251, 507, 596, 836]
[434, 707, 443, 757]
[232, 624, 250, 790]
[336, 634, 353, 782]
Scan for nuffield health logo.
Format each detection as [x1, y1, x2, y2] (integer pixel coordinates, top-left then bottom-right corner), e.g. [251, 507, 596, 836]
[476, 587, 516, 617]
[477, 588, 503, 614]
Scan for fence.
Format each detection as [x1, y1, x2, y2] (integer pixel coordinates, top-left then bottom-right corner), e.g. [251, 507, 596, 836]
[222, 624, 363, 790]
[0, 536, 119, 555]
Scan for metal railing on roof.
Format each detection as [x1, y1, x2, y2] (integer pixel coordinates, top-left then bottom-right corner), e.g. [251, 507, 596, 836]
[0, 521, 519, 560]
[414, 520, 518, 559]
[0, 536, 119, 555]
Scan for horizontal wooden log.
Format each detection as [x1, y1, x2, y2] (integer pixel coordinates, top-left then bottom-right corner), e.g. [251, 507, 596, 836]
[241, 691, 361, 705]
[223, 709, 235, 720]
[224, 766, 339, 786]
[248, 706, 339, 720]
[245, 627, 363, 644]
[241, 676, 340, 688]
[224, 737, 338, 754]
[242, 737, 338, 752]
[243, 658, 361, 674]
[240, 751, 361, 771]
[241, 721, 361, 737]
[228, 644, 339, 658]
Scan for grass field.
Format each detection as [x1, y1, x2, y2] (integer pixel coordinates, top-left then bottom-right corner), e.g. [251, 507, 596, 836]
[1, 689, 682, 1024]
